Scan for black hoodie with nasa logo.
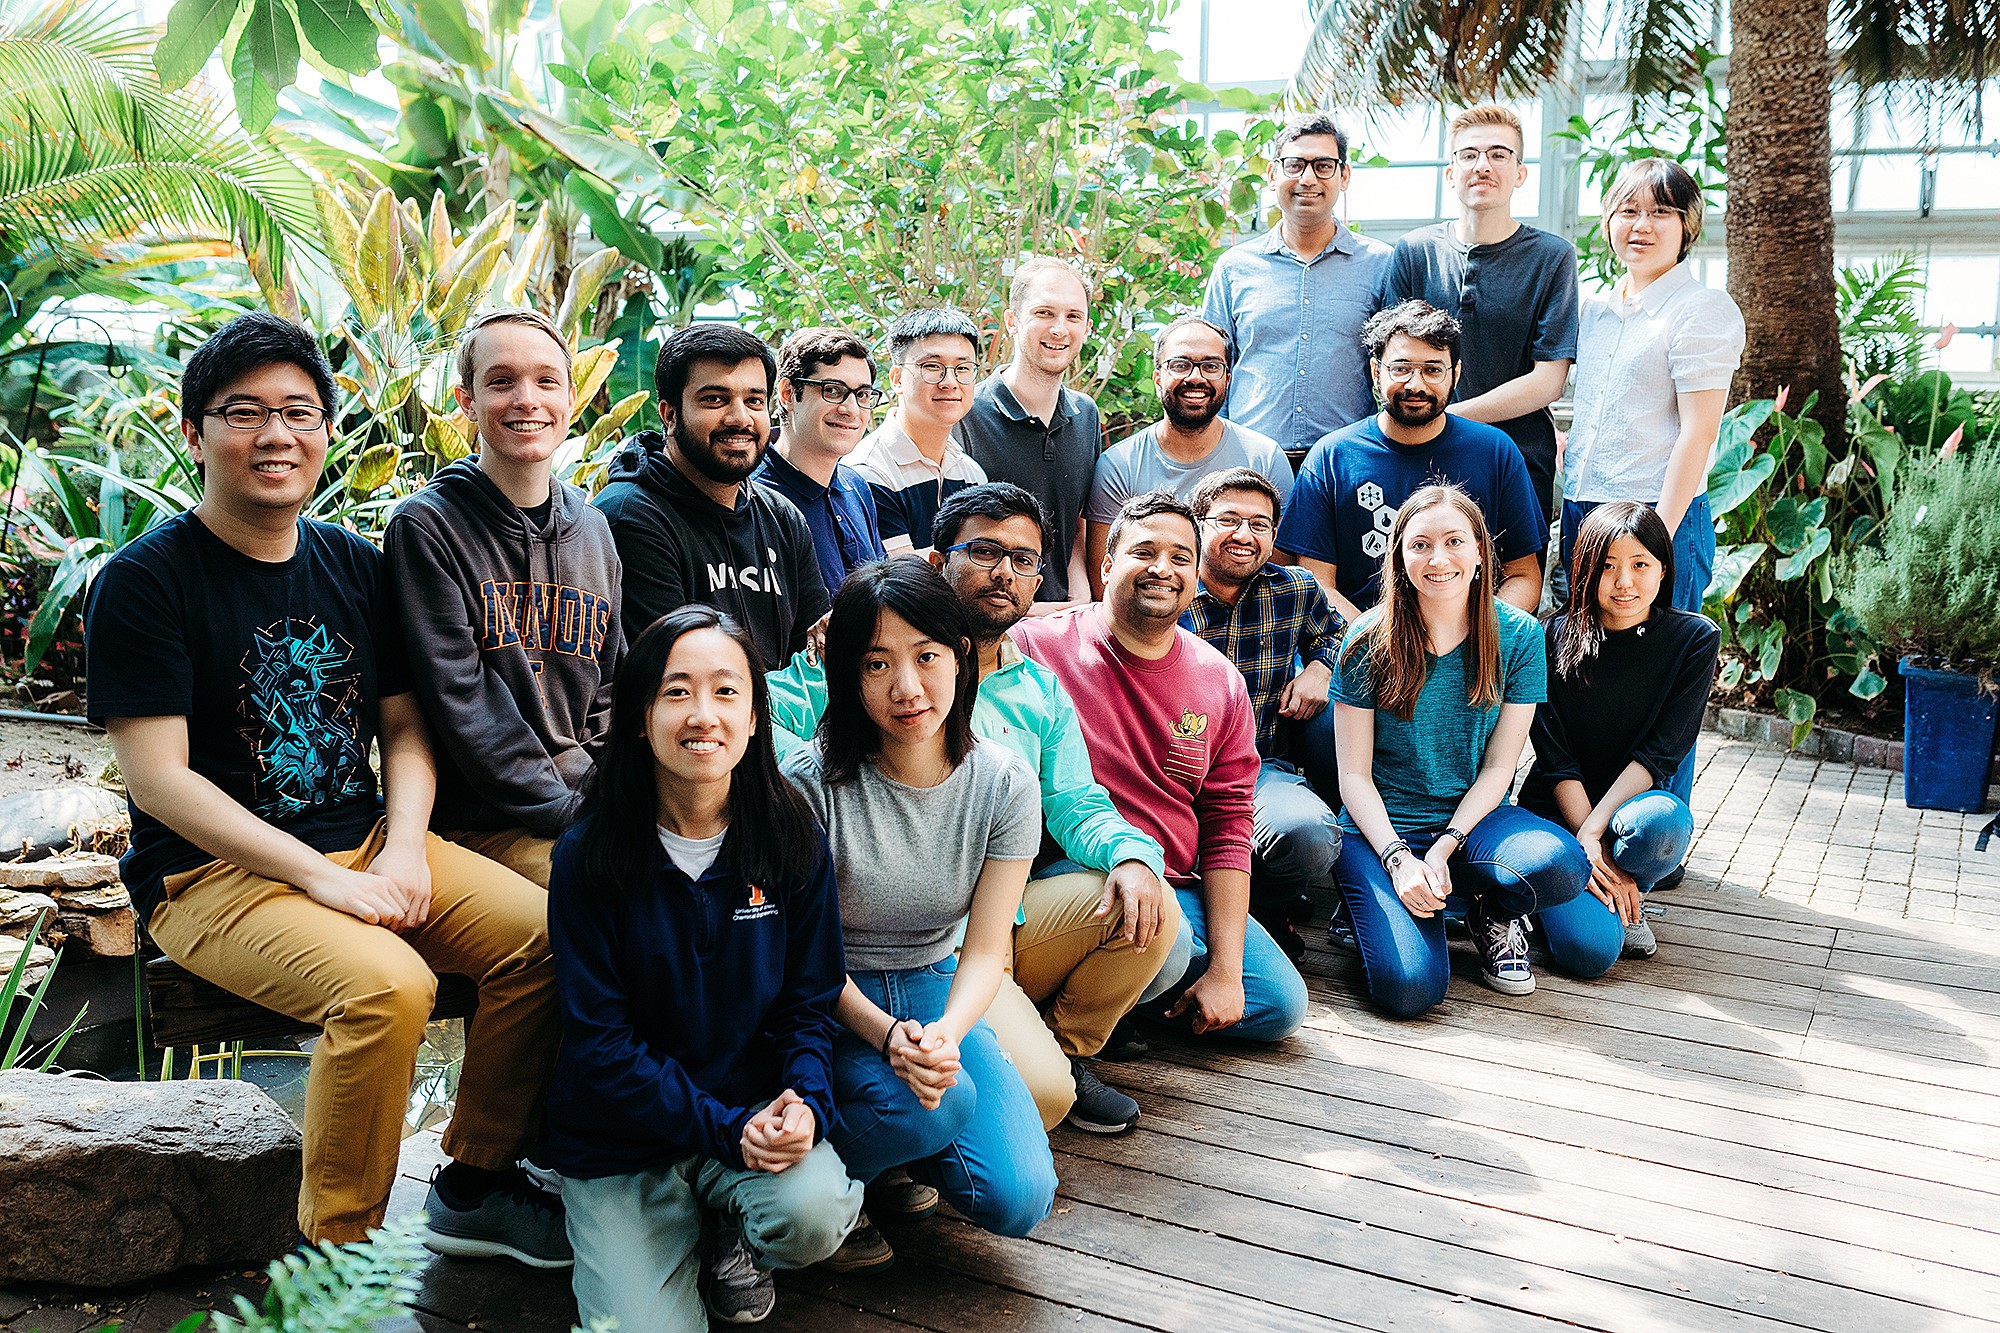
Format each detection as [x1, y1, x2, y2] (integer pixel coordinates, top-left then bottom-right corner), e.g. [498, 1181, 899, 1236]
[383, 458, 623, 838]
[593, 430, 831, 667]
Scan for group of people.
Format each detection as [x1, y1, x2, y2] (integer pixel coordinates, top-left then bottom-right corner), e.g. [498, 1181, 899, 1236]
[81, 100, 1733, 1332]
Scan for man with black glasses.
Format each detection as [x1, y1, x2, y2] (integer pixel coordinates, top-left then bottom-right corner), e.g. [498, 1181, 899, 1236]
[754, 326, 889, 593]
[1383, 103, 1579, 528]
[1200, 111, 1391, 450]
[1084, 315, 1294, 597]
[849, 308, 987, 557]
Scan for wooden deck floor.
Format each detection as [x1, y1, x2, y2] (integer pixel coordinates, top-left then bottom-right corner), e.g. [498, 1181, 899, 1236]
[371, 877, 2000, 1333]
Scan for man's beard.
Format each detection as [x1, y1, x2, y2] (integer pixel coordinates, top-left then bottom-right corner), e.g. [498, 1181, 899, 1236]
[1384, 391, 1445, 428]
[961, 584, 1028, 640]
[1163, 385, 1223, 431]
[676, 419, 766, 483]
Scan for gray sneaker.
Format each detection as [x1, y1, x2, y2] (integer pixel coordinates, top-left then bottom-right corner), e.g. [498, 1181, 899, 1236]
[866, 1166, 938, 1219]
[704, 1227, 776, 1324]
[1064, 1058, 1140, 1134]
[1621, 915, 1659, 960]
[421, 1171, 573, 1269]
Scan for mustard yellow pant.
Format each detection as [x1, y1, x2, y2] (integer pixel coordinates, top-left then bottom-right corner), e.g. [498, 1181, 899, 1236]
[986, 870, 1184, 1130]
[444, 827, 556, 890]
[149, 821, 558, 1243]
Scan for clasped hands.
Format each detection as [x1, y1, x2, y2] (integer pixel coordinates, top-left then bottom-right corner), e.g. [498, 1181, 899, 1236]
[882, 1018, 962, 1110]
[741, 1088, 816, 1173]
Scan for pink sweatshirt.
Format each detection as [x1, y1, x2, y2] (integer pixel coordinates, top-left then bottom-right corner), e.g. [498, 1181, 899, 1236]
[1011, 605, 1257, 886]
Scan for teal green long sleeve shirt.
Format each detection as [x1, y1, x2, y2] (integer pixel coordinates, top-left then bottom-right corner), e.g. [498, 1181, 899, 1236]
[767, 636, 1166, 881]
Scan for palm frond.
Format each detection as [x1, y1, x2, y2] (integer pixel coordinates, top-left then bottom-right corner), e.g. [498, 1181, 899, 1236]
[1290, 0, 1583, 108]
[0, 0, 317, 280]
[1833, 0, 2000, 101]
[1611, 0, 1713, 96]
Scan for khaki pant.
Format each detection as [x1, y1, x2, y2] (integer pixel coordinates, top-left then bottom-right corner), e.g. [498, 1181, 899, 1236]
[149, 821, 558, 1243]
[985, 870, 1184, 1130]
[444, 827, 556, 890]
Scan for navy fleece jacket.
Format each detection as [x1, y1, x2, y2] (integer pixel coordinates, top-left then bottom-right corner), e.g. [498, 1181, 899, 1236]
[543, 823, 845, 1178]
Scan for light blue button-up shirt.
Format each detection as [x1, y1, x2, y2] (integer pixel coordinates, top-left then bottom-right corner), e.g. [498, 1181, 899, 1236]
[1200, 222, 1393, 450]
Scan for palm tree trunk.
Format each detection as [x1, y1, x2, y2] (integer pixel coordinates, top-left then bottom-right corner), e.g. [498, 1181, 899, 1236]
[1727, 0, 1847, 458]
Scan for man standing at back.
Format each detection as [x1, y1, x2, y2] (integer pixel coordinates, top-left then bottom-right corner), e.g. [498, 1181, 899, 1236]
[1382, 103, 1579, 527]
[956, 257, 1099, 603]
[1201, 112, 1391, 451]
[594, 324, 829, 666]
[753, 326, 889, 594]
[849, 308, 988, 557]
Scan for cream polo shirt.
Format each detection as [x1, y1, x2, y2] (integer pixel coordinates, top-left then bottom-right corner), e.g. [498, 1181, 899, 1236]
[1564, 263, 1746, 504]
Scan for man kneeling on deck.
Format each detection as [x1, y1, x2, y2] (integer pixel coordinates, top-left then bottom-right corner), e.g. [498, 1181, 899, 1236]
[86, 314, 566, 1260]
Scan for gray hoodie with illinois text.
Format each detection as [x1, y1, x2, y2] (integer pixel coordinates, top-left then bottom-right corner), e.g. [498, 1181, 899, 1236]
[383, 458, 623, 838]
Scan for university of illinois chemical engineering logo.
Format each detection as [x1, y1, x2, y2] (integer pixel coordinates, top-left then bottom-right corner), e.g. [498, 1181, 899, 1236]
[734, 882, 779, 923]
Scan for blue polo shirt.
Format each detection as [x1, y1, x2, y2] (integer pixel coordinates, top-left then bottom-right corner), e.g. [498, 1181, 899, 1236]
[752, 446, 886, 594]
[1276, 414, 1546, 611]
[1200, 222, 1393, 449]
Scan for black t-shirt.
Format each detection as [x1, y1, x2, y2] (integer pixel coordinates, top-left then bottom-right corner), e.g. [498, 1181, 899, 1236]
[85, 514, 410, 918]
[1518, 609, 1720, 817]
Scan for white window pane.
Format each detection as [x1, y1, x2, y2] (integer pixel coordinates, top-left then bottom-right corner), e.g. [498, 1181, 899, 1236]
[1207, 0, 1309, 84]
[1347, 165, 1442, 222]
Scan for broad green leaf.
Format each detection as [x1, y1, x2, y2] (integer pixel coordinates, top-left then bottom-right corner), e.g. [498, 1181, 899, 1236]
[438, 207, 515, 293]
[1756, 623, 1785, 679]
[1773, 686, 1817, 746]
[428, 192, 454, 276]
[24, 543, 109, 673]
[1774, 527, 1832, 580]
[157, 0, 243, 88]
[292, 0, 379, 72]
[347, 442, 402, 496]
[569, 342, 620, 415]
[1794, 416, 1827, 489]
[357, 189, 403, 319]
[501, 205, 554, 305]
[1711, 399, 1776, 474]
[690, 0, 733, 31]
[1707, 453, 1777, 517]
[1766, 496, 1807, 553]
[435, 238, 509, 333]
[1706, 542, 1766, 600]
[556, 247, 628, 345]
[1717, 657, 1745, 690]
[1849, 668, 1888, 700]
[415, 0, 487, 65]
[424, 412, 474, 463]
[582, 390, 649, 452]
[230, 34, 279, 139]
[243, 0, 303, 100]
[566, 175, 665, 269]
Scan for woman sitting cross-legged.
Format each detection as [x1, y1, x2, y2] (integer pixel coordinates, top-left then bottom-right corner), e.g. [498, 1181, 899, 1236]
[783, 559, 1059, 1269]
[543, 607, 861, 1332]
[1331, 484, 1590, 1017]
[1524, 501, 1721, 972]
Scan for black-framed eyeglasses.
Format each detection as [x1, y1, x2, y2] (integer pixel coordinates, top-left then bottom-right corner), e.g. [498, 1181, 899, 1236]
[791, 377, 885, 409]
[945, 539, 1044, 577]
[204, 403, 330, 431]
[1204, 515, 1275, 537]
[1276, 155, 1346, 180]
[912, 361, 978, 386]
[1162, 356, 1229, 379]
[1452, 146, 1519, 166]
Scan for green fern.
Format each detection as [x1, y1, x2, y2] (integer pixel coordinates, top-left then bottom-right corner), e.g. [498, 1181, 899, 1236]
[200, 1216, 427, 1333]
[1836, 253, 1928, 381]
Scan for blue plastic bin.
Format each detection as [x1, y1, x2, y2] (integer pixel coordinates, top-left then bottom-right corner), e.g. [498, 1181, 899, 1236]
[1900, 657, 2000, 813]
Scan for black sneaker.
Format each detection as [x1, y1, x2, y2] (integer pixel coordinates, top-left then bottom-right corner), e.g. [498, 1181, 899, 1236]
[1064, 1058, 1140, 1134]
[704, 1226, 776, 1324]
[1653, 864, 1687, 890]
[1097, 1016, 1151, 1062]
[421, 1168, 573, 1269]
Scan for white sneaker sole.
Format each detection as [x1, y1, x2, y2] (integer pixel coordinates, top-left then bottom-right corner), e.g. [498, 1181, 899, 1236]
[1064, 1110, 1140, 1135]
[1480, 971, 1537, 997]
[421, 1226, 575, 1270]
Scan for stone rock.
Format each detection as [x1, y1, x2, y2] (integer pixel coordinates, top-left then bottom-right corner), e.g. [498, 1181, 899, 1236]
[0, 852, 121, 890]
[0, 789, 126, 863]
[0, 888, 58, 936]
[54, 903, 136, 958]
[49, 883, 128, 911]
[0, 933, 54, 987]
[0, 1069, 302, 1285]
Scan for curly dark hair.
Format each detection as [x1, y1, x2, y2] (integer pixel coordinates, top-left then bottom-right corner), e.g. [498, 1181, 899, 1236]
[1361, 300, 1463, 365]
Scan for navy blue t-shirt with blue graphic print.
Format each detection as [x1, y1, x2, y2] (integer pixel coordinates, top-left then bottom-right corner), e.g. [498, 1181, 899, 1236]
[86, 513, 411, 919]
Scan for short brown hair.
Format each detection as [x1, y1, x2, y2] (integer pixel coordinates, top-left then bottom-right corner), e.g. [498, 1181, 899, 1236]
[1602, 158, 1705, 263]
[778, 326, 875, 384]
[1106, 489, 1200, 558]
[456, 307, 571, 390]
[1447, 103, 1524, 151]
[1189, 467, 1280, 524]
[1009, 256, 1090, 314]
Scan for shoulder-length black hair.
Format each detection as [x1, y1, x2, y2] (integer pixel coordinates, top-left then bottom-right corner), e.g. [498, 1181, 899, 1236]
[817, 559, 978, 787]
[1554, 500, 1677, 685]
[572, 605, 818, 894]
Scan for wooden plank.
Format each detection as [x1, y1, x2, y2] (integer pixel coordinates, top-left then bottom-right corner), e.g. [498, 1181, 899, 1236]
[1827, 945, 2000, 994]
[1055, 1128, 1990, 1333]
[1053, 1149, 1810, 1333]
[1831, 925, 2000, 968]
[780, 1262, 1149, 1333]
[1101, 1082, 2000, 1325]
[146, 956, 477, 1049]
[1817, 983, 2000, 1039]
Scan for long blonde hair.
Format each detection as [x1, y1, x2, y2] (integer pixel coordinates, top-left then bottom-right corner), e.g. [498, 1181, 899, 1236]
[1343, 484, 1503, 720]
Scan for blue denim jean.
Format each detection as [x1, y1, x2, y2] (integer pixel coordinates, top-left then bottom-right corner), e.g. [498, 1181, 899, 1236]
[1148, 886, 1309, 1042]
[1334, 803, 1589, 1018]
[1253, 757, 1342, 903]
[1534, 790, 1695, 979]
[829, 956, 1056, 1238]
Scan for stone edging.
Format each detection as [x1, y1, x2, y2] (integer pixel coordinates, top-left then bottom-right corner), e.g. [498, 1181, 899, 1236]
[1705, 704, 2000, 780]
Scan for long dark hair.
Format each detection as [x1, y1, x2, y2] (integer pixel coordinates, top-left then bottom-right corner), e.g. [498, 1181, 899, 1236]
[817, 559, 978, 787]
[572, 605, 817, 893]
[1342, 484, 1501, 720]
[1555, 501, 1676, 685]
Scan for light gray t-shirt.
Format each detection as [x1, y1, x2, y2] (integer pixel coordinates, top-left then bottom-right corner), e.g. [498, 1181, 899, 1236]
[1086, 420, 1296, 524]
[782, 739, 1041, 970]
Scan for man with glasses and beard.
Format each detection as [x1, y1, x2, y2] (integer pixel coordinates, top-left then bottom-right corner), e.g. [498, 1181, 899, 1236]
[753, 326, 889, 593]
[1083, 315, 1294, 598]
[1277, 301, 1546, 622]
[595, 324, 830, 666]
[1200, 112, 1390, 450]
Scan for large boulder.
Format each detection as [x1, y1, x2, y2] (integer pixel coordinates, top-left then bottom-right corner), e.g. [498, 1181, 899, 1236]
[0, 1069, 303, 1284]
[0, 788, 126, 862]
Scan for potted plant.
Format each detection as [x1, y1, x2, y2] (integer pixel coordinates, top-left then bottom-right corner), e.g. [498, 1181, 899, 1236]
[1836, 446, 2000, 811]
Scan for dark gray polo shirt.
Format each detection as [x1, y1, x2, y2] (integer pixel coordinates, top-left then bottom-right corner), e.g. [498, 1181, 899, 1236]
[955, 375, 1101, 601]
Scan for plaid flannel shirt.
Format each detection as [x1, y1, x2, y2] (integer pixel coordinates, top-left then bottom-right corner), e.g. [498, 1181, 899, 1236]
[1182, 563, 1344, 758]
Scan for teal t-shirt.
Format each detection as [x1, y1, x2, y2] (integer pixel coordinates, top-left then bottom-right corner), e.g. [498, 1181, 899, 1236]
[1331, 599, 1546, 833]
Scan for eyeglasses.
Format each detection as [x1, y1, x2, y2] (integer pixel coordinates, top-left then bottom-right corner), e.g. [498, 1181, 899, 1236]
[204, 402, 330, 431]
[1452, 146, 1519, 166]
[945, 539, 1044, 577]
[1380, 361, 1455, 383]
[792, 377, 885, 409]
[911, 361, 978, 386]
[1161, 356, 1229, 379]
[1276, 156, 1347, 180]
[1204, 515, 1275, 537]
